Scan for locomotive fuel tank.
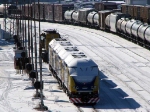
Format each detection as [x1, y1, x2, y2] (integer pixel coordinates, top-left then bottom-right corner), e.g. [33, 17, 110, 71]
[87, 11, 97, 25]
[125, 19, 137, 35]
[138, 23, 150, 40]
[64, 10, 75, 21]
[131, 21, 142, 37]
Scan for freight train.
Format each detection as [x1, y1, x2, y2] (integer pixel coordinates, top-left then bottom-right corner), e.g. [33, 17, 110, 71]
[15, 2, 150, 49]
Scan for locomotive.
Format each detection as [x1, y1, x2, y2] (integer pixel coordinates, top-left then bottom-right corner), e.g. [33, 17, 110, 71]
[40, 29, 60, 63]
[48, 38, 100, 104]
[40, 29, 100, 104]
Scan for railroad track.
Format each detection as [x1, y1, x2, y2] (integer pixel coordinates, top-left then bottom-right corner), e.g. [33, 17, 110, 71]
[0, 50, 17, 112]
[51, 24, 150, 110]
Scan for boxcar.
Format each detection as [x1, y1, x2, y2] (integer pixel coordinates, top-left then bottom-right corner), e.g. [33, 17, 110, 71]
[140, 6, 150, 23]
[99, 10, 113, 30]
[78, 8, 95, 25]
[121, 4, 134, 17]
[32, 2, 39, 20]
[128, 5, 134, 18]
[24, 4, 32, 19]
[133, 5, 144, 20]
[54, 3, 74, 23]
[95, 2, 117, 11]
[44, 3, 54, 21]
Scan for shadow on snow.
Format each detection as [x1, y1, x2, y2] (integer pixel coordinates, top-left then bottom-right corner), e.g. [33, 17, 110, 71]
[95, 70, 140, 109]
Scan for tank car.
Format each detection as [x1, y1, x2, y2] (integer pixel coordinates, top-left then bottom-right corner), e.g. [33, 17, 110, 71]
[125, 19, 137, 37]
[40, 29, 60, 63]
[137, 23, 150, 45]
[131, 20, 142, 42]
[117, 18, 130, 37]
[93, 12, 99, 28]
[72, 10, 79, 25]
[116, 18, 124, 33]
[64, 10, 75, 24]
[144, 26, 150, 45]
[106, 12, 131, 32]
[49, 38, 100, 104]
[78, 8, 95, 26]
[87, 11, 98, 27]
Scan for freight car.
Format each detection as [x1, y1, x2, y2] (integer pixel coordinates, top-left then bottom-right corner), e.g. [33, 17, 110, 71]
[104, 11, 150, 48]
[48, 38, 100, 104]
[40, 29, 60, 63]
[121, 4, 150, 24]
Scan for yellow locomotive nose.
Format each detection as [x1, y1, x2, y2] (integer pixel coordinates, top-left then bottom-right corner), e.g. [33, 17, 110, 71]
[69, 76, 77, 94]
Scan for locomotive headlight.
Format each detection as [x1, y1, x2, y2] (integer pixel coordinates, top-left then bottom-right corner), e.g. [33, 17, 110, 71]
[91, 86, 96, 89]
[76, 86, 79, 89]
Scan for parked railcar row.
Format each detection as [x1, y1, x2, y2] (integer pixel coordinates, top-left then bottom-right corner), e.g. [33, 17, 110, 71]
[14, 2, 150, 49]
[16, 1, 120, 20]
[105, 13, 150, 46]
[121, 4, 150, 24]
[0, 2, 147, 53]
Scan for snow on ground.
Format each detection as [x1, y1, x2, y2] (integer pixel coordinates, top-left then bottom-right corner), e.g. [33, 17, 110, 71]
[0, 18, 150, 111]
[0, 38, 79, 112]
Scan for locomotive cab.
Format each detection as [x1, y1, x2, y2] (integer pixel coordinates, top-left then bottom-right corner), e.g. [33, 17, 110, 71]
[64, 53, 100, 104]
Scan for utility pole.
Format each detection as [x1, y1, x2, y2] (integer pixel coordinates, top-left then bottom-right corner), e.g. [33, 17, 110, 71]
[3, 0, 13, 40]
[37, 0, 48, 110]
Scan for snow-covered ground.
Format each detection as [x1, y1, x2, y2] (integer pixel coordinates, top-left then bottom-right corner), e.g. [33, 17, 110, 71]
[0, 18, 150, 112]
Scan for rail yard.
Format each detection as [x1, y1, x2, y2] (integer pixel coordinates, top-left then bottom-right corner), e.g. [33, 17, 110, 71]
[0, 0, 150, 111]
